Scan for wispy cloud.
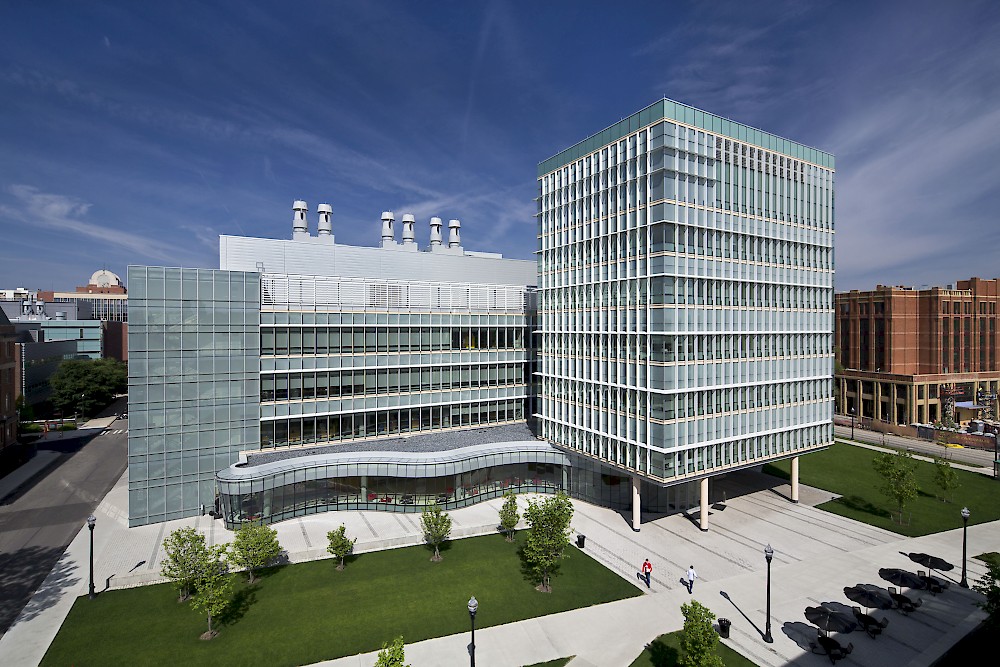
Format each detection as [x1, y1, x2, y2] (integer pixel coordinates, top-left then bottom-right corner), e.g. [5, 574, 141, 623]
[0, 185, 176, 261]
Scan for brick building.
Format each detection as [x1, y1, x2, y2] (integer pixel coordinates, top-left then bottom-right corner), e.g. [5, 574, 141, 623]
[0, 309, 21, 470]
[835, 277, 999, 426]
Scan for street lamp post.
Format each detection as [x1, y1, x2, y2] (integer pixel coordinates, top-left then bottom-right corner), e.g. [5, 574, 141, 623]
[960, 507, 970, 588]
[763, 544, 774, 643]
[467, 595, 478, 667]
[850, 407, 855, 440]
[87, 514, 96, 599]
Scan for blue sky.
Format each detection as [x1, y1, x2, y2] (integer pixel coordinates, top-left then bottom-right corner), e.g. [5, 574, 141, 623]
[1, 0, 998, 292]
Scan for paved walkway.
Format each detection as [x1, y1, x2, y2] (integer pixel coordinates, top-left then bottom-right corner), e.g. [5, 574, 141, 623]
[0, 466, 993, 666]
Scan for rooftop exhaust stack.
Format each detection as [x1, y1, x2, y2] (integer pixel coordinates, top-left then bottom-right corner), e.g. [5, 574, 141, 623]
[448, 219, 461, 248]
[401, 213, 416, 245]
[317, 203, 333, 236]
[292, 200, 309, 239]
[381, 211, 396, 247]
[429, 217, 443, 246]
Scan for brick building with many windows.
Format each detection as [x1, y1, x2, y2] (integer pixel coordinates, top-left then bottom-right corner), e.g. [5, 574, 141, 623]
[834, 277, 1000, 427]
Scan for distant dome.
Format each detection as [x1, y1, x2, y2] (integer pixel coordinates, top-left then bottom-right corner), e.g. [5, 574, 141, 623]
[89, 269, 123, 288]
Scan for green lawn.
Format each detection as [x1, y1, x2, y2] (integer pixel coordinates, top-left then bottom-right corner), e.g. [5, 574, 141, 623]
[523, 659, 574, 667]
[629, 630, 756, 667]
[764, 442, 1000, 537]
[42, 533, 639, 667]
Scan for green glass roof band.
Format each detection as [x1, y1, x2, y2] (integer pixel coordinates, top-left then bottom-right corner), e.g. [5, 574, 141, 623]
[538, 97, 835, 177]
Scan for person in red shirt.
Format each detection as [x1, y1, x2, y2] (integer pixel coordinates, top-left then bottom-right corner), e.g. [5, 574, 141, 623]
[641, 558, 652, 588]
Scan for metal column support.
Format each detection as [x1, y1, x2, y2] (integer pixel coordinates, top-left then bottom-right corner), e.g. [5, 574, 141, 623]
[631, 475, 641, 532]
[699, 478, 709, 532]
[790, 456, 800, 503]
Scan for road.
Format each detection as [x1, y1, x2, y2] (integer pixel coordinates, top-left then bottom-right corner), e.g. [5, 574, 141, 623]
[833, 424, 997, 471]
[0, 418, 127, 637]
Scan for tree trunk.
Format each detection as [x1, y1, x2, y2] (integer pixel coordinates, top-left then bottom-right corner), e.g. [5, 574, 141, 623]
[337, 557, 345, 571]
[248, 569, 256, 584]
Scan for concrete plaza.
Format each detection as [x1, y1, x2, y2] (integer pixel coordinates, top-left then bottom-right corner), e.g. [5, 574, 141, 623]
[0, 459, 993, 667]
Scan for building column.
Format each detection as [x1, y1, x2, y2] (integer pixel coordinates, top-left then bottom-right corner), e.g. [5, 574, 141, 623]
[790, 456, 800, 504]
[360, 475, 368, 503]
[699, 477, 709, 532]
[631, 475, 641, 532]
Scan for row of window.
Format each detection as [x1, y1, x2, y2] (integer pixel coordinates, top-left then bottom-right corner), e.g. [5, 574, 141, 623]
[261, 364, 527, 402]
[219, 462, 562, 526]
[542, 333, 831, 362]
[261, 326, 529, 356]
[260, 399, 526, 448]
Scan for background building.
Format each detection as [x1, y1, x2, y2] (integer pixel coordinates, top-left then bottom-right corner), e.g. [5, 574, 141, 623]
[835, 277, 1000, 426]
[536, 98, 835, 529]
[0, 309, 18, 468]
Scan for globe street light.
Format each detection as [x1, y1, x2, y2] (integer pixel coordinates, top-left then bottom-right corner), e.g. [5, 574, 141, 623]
[87, 514, 96, 599]
[467, 595, 478, 667]
[763, 544, 774, 643]
[960, 507, 971, 588]
[850, 407, 855, 440]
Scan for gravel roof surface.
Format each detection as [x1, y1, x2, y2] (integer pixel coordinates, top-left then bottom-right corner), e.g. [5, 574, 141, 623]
[246, 422, 539, 467]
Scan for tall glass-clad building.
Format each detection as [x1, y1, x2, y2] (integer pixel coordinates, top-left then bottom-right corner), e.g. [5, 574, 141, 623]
[536, 98, 835, 529]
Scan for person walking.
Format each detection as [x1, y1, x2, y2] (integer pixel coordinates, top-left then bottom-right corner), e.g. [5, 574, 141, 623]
[641, 558, 652, 589]
[686, 565, 698, 594]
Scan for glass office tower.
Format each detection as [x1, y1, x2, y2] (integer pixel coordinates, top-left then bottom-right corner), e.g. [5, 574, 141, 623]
[536, 99, 835, 528]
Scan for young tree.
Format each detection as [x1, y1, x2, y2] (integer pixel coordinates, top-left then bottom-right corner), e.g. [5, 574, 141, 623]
[974, 559, 1000, 628]
[498, 492, 520, 542]
[326, 524, 357, 570]
[932, 456, 961, 502]
[522, 492, 574, 592]
[679, 600, 724, 667]
[872, 449, 919, 521]
[420, 503, 452, 562]
[189, 544, 231, 640]
[160, 527, 210, 602]
[228, 522, 283, 584]
[374, 636, 411, 667]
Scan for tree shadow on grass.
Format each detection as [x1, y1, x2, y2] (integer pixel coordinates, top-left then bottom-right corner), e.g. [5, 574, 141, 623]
[217, 585, 257, 628]
[829, 495, 891, 519]
[644, 637, 679, 667]
[253, 562, 290, 582]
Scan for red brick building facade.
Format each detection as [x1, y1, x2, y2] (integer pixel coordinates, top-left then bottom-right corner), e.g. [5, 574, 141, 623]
[835, 277, 999, 425]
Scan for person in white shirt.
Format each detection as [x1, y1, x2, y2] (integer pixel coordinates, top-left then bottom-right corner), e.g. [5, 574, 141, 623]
[686, 565, 698, 594]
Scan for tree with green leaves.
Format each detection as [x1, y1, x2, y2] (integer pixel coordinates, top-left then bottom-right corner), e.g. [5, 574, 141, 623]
[160, 527, 211, 602]
[872, 449, 920, 521]
[420, 503, 452, 562]
[374, 636, 410, 667]
[326, 524, 357, 570]
[974, 558, 1000, 628]
[679, 600, 724, 667]
[932, 456, 961, 502]
[189, 544, 231, 640]
[228, 522, 283, 584]
[522, 492, 574, 592]
[498, 492, 520, 542]
[49, 358, 126, 418]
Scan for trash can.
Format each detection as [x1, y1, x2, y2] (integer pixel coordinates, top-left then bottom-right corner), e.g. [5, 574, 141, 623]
[576, 534, 586, 548]
[718, 618, 731, 638]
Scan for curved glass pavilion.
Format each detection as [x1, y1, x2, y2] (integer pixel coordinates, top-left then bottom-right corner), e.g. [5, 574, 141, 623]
[217, 440, 568, 528]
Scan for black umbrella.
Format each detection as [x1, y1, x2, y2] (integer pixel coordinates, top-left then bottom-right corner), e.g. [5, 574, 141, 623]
[844, 584, 895, 613]
[805, 604, 858, 636]
[908, 552, 954, 574]
[879, 568, 926, 589]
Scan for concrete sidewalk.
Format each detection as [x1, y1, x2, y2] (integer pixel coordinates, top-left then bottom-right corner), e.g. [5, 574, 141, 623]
[0, 466, 993, 667]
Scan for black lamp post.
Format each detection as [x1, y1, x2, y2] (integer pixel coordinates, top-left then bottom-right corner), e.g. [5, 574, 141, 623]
[960, 507, 970, 588]
[763, 544, 774, 643]
[87, 514, 96, 599]
[850, 407, 855, 440]
[468, 595, 478, 667]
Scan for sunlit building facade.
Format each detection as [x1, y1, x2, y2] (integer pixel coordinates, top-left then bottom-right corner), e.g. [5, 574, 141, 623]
[536, 98, 836, 529]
